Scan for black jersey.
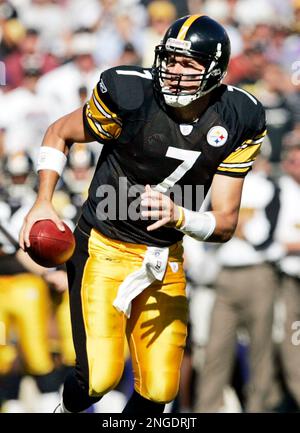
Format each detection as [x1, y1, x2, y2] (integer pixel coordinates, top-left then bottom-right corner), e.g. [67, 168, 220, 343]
[81, 65, 266, 247]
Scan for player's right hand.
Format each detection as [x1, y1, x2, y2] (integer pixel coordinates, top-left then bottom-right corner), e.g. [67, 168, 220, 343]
[19, 199, 65, 250]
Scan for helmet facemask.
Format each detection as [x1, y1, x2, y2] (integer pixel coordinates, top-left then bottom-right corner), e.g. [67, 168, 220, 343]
[153, 41, 226, 108]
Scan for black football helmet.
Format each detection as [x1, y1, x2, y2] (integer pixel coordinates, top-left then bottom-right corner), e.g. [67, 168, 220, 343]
[152, 14, 231, 107]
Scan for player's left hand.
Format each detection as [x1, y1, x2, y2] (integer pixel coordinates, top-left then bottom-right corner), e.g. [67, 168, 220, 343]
[141, 184, 182, 231]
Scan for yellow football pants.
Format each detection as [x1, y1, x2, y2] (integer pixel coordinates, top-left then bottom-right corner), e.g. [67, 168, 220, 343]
[68, 227, 188, 403]
[54, 290, 76, 367]
[0, 274, 54, 375]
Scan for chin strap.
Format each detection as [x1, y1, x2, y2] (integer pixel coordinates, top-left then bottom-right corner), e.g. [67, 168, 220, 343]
[163, 81, 221, 108]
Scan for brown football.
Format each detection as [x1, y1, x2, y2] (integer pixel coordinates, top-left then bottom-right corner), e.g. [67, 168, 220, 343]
[27, 219, 75, 267]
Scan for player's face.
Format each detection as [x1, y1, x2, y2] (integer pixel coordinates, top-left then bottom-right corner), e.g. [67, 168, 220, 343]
[163, 55, 205, 95]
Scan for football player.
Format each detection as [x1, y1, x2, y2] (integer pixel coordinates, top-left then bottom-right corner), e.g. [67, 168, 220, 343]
[20, 15, 267, 414]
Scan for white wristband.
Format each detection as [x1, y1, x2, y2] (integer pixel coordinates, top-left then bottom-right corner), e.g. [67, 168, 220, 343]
[178, 209, 216, 241]
[37, 146, 67, 176]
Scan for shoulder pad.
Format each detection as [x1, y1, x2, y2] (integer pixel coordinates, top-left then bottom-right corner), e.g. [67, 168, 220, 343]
[224, 85, 266, 134]
[100, 66, 153, 113]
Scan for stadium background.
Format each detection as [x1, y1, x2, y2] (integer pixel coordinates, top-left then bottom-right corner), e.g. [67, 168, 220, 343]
[0, 0, 300, 413]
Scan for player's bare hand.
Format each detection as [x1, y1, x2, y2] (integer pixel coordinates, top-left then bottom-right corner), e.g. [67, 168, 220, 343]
[19, 199, 65, 250]
[43, 270, 68, 292]
[141, 184, 182, 231]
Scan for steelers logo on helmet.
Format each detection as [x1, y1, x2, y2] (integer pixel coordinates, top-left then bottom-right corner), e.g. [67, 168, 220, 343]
[207, 126, 228, 147]
[152, 14, 231, 108]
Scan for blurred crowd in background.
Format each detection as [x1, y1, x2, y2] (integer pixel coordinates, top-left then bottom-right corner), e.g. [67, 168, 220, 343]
[0, 0, 300, 413]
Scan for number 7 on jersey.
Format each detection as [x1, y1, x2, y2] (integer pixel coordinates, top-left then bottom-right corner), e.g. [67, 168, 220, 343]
[155, 147, 201, 193]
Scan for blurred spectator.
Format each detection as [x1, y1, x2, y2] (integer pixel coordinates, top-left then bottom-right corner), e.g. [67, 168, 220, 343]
[182, 238, 220, 412]
[0, 128, 5, 161]
[65, 0, 102, 32]
[282, 4, 300, 74]
[291, 0, 300, 33]
[0, 0, 19, 56]
[2, 63, 60, 161]
[61, 143, 95, 221]
[117, 42, 142, 66]
[266, 27, 291, 66]
[251, 63, 294, 163]
[275, 144, 300, 410]
[3, 153, 36, 213]
[201, 0, 243, 57]
[226, 42, 268, 86]
[0, 0, 18, 20]
[187, 0, 204, 15]
[141, 0, 188, 17]
[4, 27, 58, 89]
[37, 31, 100, 115]
[234, 0, 277, 27]
[2, 152, 36, 214]
[142, 0, 177, 67]
[16, 0, 68, 54]
[93, 1, 146, 68]
[0, 18, 25, 59]
[195, 158, 281, 412]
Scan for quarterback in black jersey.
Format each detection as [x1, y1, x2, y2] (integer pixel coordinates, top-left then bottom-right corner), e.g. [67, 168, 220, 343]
[20, 14, 266, 414]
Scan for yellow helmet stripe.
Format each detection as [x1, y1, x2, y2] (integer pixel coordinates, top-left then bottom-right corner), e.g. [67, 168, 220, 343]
[177, 14, 203, 41]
